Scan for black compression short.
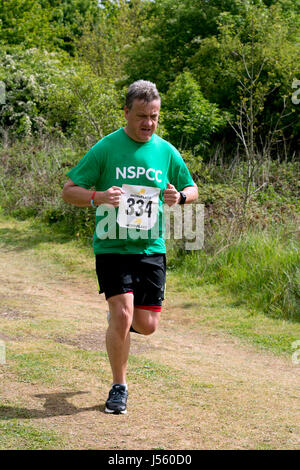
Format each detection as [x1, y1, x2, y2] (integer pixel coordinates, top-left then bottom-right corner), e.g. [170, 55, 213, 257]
[95, 253, 166, 307]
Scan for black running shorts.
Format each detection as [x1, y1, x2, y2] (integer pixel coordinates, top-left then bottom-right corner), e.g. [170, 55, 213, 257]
[95, 253, 166, 307]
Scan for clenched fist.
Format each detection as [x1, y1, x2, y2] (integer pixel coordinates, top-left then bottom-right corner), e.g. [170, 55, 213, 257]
[98, 186, 125, 208]
[163, 183, 180, 207]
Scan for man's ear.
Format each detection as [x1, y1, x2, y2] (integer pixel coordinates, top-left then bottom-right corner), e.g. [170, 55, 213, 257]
[124, 106, 129, 120]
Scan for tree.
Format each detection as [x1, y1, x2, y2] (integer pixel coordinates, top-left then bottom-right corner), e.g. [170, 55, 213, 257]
[0, 0, 101, 54]
[0, 0, 60, 49]
[220, 6, 298, 216]
[0, 46, 123, 145]
[163, 71, 227, 153]
[0, 46, 68, 142]
[189, 2, 300, 159]
[123, 0, 247, 91]
[46, 64, 124, 147]
[76, 0, 148, 80]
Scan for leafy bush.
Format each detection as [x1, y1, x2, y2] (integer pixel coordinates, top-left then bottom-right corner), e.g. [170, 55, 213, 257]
[0, 47, 73, 139]
[0, 141, 95, 240]
[0, 47, 124, 145]
[45, 64, 124, 147]
[163, 71, 228, 153]
[0, 0, 101, 54]
[189, 2, 300, 150]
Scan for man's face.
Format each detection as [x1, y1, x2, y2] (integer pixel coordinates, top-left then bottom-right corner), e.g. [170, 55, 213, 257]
[124, 98, 160, 143]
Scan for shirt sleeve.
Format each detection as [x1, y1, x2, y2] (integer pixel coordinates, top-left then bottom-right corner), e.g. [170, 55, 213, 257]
[168, 148, 195, 191]
[66, 146, 102, 189]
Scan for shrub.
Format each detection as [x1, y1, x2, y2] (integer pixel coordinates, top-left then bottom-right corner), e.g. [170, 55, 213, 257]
[0, 47, 124, 145]
[163, 71, 228, 153]
[0, 141, 95, 240]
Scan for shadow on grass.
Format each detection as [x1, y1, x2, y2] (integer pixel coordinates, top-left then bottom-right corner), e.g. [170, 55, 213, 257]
[181, 302, 198, 309]
[0, 391, 105, 419]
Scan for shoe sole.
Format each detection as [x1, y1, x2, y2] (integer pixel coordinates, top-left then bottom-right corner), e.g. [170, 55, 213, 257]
[105, 406, 127, 415]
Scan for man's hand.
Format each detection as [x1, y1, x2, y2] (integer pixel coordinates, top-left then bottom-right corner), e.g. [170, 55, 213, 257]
[97, 186, 125, 208]
[163, 182, 180, 207]
[62, 180, 125, 208]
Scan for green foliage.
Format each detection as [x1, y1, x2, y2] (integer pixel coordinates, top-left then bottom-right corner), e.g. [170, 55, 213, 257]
[0, 47, 70, 139]
[124, 0, 244, 91]
[0, 141, 95, 240]
[0, 0, 63, 49]
[163, 71, 228, 152]
[1, 0, 299, 157]
[179, 150, 212, 184]
[45, 63, 124, 146]
[76, 0, 148, 80]
[0, 0, 101, 54]
[124, 0, 300, 158]
[0, 47, 124, 144]
[207, 231, 300, 321]
[189, 2, 300, 131]
[169, 229, 300, 321]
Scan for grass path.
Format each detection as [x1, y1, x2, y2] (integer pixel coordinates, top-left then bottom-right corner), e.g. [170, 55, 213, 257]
[0, 217, 299, 449]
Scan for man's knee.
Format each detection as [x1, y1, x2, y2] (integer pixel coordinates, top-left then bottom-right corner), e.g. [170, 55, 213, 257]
[142, 322, 157, 335]
[133, 311, 160, 335]
[108, 297, 133, 335]
[117, 306, 132, 326]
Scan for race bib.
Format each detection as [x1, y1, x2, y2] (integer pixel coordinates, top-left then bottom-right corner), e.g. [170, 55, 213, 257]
[117, 184, 160, 230]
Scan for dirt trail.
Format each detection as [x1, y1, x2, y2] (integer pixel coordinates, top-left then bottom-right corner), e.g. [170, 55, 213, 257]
[0, 238, 299, 450]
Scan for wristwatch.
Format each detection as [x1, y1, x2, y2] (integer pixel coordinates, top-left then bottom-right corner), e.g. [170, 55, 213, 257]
[179, 191, 187, 204]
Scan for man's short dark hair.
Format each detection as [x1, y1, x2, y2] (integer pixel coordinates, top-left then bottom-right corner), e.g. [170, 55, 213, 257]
[125, 80, 161, 109]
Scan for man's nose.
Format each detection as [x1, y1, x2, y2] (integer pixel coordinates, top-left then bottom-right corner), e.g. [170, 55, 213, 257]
[142, 117, 152, 127]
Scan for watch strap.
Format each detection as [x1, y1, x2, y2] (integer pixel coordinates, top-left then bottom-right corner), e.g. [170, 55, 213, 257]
[179, 191, 186, 204]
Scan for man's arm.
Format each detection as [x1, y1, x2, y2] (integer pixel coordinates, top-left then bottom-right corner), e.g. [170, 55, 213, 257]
[62, 179, 124, 208]
[163, 183, 198, 207]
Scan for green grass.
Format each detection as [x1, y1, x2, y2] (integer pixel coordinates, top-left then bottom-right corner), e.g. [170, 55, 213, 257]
[129, 356, 183, 387]
[8, 350, 71, 385]
[6, 336, 186, 390]
[168, 228, 300, 322]
[0, 212, 95, 276]
[6, 342, 110, 387]
[0, 417, 66, 449]
[166, 277, 300, 355]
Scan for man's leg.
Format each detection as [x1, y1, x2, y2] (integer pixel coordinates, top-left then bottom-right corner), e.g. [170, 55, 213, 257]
[106, 292, 134, 385]
[131, 254, 165, 336]
[132, 307, 161, 335]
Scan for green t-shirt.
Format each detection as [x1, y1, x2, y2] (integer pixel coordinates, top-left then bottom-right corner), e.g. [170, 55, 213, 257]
[67, 128, 194, 255]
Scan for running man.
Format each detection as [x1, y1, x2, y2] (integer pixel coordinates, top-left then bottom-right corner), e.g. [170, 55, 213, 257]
[62, 80, 198, 414]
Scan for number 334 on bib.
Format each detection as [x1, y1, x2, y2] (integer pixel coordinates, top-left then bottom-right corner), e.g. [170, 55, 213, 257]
[117, 184, 160, 230]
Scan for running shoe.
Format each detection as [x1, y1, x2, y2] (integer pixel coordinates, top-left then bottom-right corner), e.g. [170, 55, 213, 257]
[105, 384, 128, 414]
